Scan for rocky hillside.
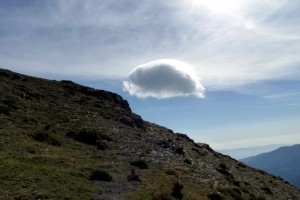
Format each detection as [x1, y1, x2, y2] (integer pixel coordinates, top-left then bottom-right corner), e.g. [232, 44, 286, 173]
[1, 68, 299, 200]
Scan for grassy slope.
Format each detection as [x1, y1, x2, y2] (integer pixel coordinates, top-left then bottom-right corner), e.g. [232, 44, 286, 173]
[1, 69, 300, 200]
[0, 70, 119, 199]
[0, 130, 98, 199]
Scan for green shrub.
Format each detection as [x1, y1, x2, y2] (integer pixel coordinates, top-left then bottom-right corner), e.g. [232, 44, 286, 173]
[66, 130, 112, 148]
[261, 186, 272, 195]
[2, 99, 18, 110]
[254, 197, 266, 200]
[33, 132, 61, 146]
[216, 168, 232, 177]
[98, 133, 113, 141]
[241, 188, 249, 194]
[127, 169, 141, 182]
[66, 130, 98, 145]
[219, 163, 227, 170]
[96, 140, 107, 150]
[90, 170, 112, 181]
[0, 106, 10, 115]
[233, 180, 240, 186]
[171, 181, 183, 200]
[175, 147, 185, 155]
[130, 160, 148, 169]
[0, 99, 17, 115]
[216, 164, 234, 180]
[207, 192, 224, 200]
[165, 169, 177, 176]
[184, 158, 192, 164]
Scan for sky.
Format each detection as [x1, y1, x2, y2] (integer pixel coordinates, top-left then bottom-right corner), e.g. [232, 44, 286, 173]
[1, 0, 300, 149]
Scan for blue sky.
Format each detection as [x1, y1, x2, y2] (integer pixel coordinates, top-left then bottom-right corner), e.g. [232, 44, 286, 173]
[1, 0, 300, 149]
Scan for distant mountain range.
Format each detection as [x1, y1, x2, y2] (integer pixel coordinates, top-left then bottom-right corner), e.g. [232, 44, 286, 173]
[241, 144, 300, 189]
[217, 144, 288, 160]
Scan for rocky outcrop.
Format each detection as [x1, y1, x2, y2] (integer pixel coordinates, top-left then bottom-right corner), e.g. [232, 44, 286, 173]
[61, 80, 132, 112]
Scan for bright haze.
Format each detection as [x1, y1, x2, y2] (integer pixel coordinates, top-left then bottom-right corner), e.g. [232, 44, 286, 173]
[1, 0, 300, 149]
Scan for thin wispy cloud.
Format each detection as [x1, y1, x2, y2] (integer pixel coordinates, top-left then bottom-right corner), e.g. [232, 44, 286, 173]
[0, 0, 300, 95]
[123, 59, 205, 99]
[1, 0, 300, 148]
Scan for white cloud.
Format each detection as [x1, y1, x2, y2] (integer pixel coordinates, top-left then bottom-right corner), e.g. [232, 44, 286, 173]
[1, 0, 300, 97]
[123, 59, 205, 99]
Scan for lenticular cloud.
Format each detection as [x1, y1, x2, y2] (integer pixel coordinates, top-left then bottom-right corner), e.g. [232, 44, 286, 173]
[123, 59, 205, 99]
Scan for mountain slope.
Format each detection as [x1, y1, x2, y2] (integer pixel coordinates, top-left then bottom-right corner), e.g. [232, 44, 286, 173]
[1, 68, 300, 200]
[241, 144, 300, 189]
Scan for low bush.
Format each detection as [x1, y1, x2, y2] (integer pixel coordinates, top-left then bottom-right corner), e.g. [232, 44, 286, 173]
[233, 180, 240, 186]
[130, 160, 148, 169]
[261, 186, 272, 195]
[175, 147, 185, 155]
[165, 169, 177, 176]
[216, 164, 234, 180]
[98, 133, 113, 141]
[127, 169, 141, 182]
[66, 130, 112, 149]
[184, 158, 192, 164]
[241, 188, 249, 194]
[2, 99, 18, 110]
[216, 168, 232, 177]
[90, 170, 112, 182]
[0, 106, 10, 115]
[207, 192, 224, 200]
[254, 197, 266, 200]
[219, 163, 227, 170]
[171, 181, 183, 200]
[96, 140, 107, 150]
[66, 130, 97, 145]
[33, 132, 61, 146]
